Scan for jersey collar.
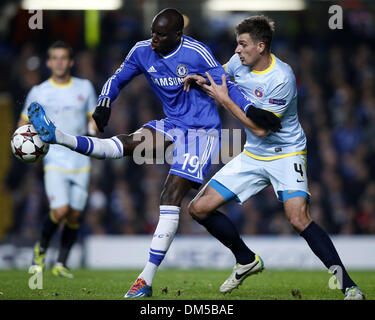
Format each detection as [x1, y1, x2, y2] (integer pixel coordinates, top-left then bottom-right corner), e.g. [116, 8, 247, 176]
[49, 77, 73, 87]
[251, 54, 276, 75]
[160, 37, 183, 59]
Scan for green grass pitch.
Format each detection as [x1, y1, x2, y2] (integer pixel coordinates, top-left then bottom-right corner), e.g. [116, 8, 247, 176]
[0, 269, 374, 300]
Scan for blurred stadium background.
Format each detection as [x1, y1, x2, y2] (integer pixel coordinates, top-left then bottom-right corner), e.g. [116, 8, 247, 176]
[0, 0, 374, 270]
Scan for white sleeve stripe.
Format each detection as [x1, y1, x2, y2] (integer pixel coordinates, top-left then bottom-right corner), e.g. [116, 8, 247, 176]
[186, 40, 217, 66]
[125, 40, 151, 61]
[125, 44, 149, 60]
[98, 97, 110, 107]
[183, 40, 217, 67]
[183, 45, 215, 67]
[100, 81, 107, 95]
[101, 80, 109, 95]
[101, 79, 108, 95]
[102, 40, 151, 96]
[184, 39, 218, 67]
[104, 77, 111, 95]
[104, 75, 116, 95]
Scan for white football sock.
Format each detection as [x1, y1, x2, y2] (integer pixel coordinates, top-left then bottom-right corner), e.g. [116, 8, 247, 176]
[55, 129, 123, 159]
[139, 205, 180, 285]
[55, 128, 77, 147]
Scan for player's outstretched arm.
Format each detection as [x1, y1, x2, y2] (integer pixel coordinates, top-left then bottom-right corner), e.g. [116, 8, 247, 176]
[94, 54, 142, 132]
[201, 73, 268, 137]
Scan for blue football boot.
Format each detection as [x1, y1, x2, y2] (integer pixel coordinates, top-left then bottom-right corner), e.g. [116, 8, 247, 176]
[27, 102, 56, 143]
[124, 278, 152, 298]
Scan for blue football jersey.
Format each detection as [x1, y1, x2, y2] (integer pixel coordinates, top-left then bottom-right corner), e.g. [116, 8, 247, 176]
[99, 35, 253, 131]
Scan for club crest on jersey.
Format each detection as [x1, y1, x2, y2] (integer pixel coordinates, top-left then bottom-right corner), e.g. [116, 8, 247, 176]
[254, 87, 264, 98]
[176, 64, 188, 77]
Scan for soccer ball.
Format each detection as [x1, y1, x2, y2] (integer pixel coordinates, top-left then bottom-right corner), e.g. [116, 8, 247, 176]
[11, 124, 49, 163]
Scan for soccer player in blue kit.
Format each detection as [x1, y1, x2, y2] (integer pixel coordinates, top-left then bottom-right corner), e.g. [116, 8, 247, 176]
[186, 15, 365, 300]
[27, 9, 281, 297]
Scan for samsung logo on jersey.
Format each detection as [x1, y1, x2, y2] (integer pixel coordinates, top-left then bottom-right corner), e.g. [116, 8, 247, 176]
[151, 77, 183, 87]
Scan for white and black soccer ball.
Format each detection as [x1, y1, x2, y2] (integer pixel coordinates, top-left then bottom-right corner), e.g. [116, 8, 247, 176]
[11, 124, 49, 163]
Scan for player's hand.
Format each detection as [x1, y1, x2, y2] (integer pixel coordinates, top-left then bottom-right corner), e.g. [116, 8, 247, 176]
[87, 118, 99, 136]
[92, 98, 111, 132]
[201, 72, 230, 106]
[182, 74, 207, 92]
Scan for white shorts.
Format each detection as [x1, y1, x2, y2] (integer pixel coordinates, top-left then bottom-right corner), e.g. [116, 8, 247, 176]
[44, 168, 90, 211]
[209, 152, 310, 204]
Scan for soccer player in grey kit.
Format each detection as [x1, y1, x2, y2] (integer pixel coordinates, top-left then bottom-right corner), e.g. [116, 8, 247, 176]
[186, 15, 365, 300]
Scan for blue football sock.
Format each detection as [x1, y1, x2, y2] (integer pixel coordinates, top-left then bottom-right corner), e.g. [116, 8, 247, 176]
[300, 221, 357, 293]
[194, 210, 255, 265]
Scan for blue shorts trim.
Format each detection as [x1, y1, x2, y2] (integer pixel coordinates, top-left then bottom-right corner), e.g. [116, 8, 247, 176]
[143, 119, 176, 142]
[143, 118, 220, 184]
[208, 179, 240, 202]
[277, 190, 310, 203]
[169, 169, 203, 184]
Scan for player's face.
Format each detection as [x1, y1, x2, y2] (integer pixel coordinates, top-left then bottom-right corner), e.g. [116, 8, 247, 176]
[150, 17, 182, 55]
[47, 48, 73, 78]
[235, 33, 262, 68]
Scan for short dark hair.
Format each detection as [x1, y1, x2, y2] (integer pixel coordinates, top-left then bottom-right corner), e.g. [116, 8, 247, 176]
[156, 8, 184, 32]
[236, 15, 275, 52]
[47, 41, 73, 59]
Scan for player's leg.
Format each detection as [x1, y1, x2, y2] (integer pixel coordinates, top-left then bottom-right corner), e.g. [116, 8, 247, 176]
[68, 124, 168, 160]
[52, 170, 90, 278]
[51, 208, 80, 279]
[125, 126, 212, 297]
[189, 183, 264, 293]
[32, 206, 68, 269]
[189, 184, 258, 266]
[125, 174, 194, 298]
[27, 102, 158, 160]
[189, 152, 266, 293]
[284, 196, 365, 299]
[32, 170, 70, 269]
[271, 154, 364, 299]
